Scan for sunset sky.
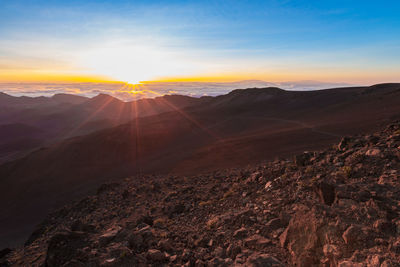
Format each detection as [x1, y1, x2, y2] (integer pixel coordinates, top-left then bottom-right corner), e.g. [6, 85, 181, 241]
[1, 0, 400, 86]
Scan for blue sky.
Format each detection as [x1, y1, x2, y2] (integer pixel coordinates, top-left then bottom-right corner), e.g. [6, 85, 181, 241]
[1, 0, 399, 84]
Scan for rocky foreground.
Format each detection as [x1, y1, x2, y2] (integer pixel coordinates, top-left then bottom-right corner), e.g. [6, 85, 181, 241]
[2, 123, 400, 266]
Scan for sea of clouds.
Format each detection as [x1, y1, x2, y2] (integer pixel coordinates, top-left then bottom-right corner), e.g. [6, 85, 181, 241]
[0, 80, 354, 101]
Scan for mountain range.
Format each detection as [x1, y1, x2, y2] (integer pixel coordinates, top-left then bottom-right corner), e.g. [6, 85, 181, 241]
[0, 92, 201, 164]
[1, 83, 400, 249]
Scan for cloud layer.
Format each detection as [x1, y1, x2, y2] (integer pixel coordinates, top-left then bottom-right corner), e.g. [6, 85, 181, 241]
[0, 80, 354, 101]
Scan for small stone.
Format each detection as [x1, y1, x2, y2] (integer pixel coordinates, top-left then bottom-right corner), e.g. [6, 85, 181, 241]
[127, 232, 143, 250]
[226, 243, 241, 259]
[338, 137, 350, 151]
[323, 244, 340, 258]
[158, 239, 173, 252]
[194, 259, 206, 267]
[367, 255, 381, 267]
[381, 260, 393, 267]
[99, 226, 121, 246]
[265, 218, 282, 230]
[244, 234, 271, 249]
[373, 219, 394, 233]
[208, 257, 224, 266]
[378, 174, 393, 185]
[265, 181, 272, 190]
[365, 148, 381, 157]
[245, 253, 284, 267]
[342, 225, 363, 245]
[213, 246, 225, 258]
[105, 258, 116, 263]
[233, 227, 248, 239]
[147, 249, 166, 261]
[338, 261, 364, 267]
[395, 220, 400, 234]
[389, 240, 400, 253]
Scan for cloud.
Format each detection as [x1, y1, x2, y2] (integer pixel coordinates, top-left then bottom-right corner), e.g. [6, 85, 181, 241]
[0, 80, 355, 101]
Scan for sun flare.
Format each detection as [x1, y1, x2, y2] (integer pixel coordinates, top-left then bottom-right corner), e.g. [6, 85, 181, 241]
[76, 41, 203, 85]
[117, 82, 163, 98]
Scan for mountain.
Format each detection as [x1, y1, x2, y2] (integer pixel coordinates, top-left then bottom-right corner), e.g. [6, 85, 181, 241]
[3, 121, 400, 266]
[0, 124, 45, 163]
[51, 93, 88, 105]
[0, 92, 204, 164]
[0, 92, 87, 108]
[1, 83, 400, 248]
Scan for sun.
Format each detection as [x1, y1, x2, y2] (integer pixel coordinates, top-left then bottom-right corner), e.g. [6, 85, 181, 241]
[126, 80, 142, 85]
[77, 40, 200, 85]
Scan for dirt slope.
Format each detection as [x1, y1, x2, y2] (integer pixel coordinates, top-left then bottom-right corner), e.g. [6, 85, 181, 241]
[3, 121, 400, 266]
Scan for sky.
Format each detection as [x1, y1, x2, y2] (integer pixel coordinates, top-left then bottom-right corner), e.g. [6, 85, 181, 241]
[0, 0, 400, 94]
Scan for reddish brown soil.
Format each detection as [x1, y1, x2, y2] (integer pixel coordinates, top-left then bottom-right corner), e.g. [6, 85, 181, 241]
[3, 121, 400, 266]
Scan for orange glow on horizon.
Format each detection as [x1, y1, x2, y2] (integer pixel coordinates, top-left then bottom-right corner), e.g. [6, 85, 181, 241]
[1, 69, 398, 85]
[0, 71, 117, 83]
[118, 83, 164, 97]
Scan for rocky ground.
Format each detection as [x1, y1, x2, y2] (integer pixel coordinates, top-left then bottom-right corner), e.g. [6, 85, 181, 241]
[2, 122, 400, 266]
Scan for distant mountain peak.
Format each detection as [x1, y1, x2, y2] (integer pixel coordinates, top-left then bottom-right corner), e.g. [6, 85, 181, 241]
[230, 86, 285, 96]
[90, 93, 120, 102]
[0, 92, 13, 98]
[52, 93, 89, 104]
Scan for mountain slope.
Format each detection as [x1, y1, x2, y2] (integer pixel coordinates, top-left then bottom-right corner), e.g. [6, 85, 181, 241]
[0, 92, 204, 164]
[0, 124, 45, 162]
[1, 83, 400, 248]
[3, 121, 400, 266]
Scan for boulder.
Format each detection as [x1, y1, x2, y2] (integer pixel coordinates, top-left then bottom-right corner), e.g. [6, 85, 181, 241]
[314, 181, 335, 205]
[280, 207, 340, 265]
[44, 231, 88, 267]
